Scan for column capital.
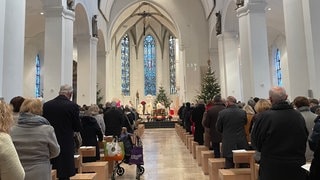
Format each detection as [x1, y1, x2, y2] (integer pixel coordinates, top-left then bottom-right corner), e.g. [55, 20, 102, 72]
[237, 1, 267, 17]
[44, 6, 75, 21]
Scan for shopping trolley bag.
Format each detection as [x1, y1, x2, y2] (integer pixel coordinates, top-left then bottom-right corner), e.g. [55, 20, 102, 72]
[129, 145, 144, 165]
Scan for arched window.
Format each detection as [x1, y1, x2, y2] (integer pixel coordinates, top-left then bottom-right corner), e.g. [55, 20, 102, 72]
[35, 54, 41, 97]
[275, 49, 282, 86]
[169, 35, 176, 94]
[144, 35, 156, 96]
[121, 34, 130, 96]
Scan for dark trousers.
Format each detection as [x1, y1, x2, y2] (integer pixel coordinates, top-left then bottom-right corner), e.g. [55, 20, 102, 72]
[212, 142, 221, 158]
[225, 157, 234, 169]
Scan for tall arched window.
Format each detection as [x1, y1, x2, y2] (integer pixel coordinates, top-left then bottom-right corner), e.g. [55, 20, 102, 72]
[35, 54, 41, 97]
[169, 35, 176, 94]
[144, 35, 156, 96]
[121, 34, 130, 96]
[275, 49, 282, 86]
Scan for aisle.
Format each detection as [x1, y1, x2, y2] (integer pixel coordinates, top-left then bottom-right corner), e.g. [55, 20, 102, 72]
[116, 128, 209, 180]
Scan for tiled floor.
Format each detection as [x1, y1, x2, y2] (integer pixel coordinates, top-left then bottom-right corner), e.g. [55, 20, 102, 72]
[115, 128, 209, 180]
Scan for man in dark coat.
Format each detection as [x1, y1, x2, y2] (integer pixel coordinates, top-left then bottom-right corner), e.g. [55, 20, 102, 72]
[192, 100, 206, 145]
[103, 101, 125, 137]
[43, 84, 81, 180]
[216, 96, 249, 168]
[204, 95, 225, 158]
[251, 86, 308, 180]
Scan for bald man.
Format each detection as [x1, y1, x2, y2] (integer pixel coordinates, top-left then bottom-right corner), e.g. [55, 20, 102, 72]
[251, 86, 308, 180]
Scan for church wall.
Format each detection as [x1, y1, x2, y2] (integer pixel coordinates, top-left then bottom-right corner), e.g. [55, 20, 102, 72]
[23, 33, 45, 98]
[107, 0, 209, 104]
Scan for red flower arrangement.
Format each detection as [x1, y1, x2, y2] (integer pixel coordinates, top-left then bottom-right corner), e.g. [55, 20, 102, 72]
[141, 101, 146, 105]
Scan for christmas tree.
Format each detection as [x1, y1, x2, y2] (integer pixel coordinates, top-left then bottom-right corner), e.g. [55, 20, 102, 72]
[197, 59, 221, 103]
[154, 86, 171, 108]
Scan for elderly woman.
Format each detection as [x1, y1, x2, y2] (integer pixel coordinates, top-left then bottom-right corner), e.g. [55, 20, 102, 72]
[0, 100, 25, 180]
[10, 98, 60, 180]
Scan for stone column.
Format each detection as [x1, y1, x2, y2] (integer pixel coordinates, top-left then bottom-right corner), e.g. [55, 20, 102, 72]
[217, 35, 227, 99]
[218, 32, 242, 100]
[97, 50, 106, 104]
[0, 0, 6, 98]
[43, 6, 75, 101]
[237, 0, 271, 101]
[76, 35, 98, 105]
[1, 0, 25, 101]
[301, 0, 320, 98]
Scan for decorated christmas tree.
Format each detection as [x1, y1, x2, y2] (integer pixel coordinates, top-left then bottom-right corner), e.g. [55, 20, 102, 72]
[154, 86, 171, 108]
[197, 59, 221, 103]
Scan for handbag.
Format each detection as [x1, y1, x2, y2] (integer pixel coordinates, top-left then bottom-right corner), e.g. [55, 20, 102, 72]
[104, 138, 124, 161]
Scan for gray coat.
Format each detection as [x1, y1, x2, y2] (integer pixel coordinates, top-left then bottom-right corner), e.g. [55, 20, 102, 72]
[216, 105, 249, 158]
[298, 106, 317, 161]
[10, 113, 60, 180]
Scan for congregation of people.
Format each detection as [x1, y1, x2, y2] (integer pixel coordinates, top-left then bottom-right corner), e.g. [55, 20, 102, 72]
[178, 86, 320, 180]
[0, 84, 139, 180]
[2, 84, 320, 180]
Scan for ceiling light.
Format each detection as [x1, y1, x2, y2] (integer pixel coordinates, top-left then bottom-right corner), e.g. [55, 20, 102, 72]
[267, 7, 271, 11]
[40, 12, 44, 15]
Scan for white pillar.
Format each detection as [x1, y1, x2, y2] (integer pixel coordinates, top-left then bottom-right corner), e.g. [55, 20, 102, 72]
[302, 0, 320, 98]
[1, 0, 25, 101]
[77, 35, 98, 105]
[0, 0, 6, 98]
[43, 6, 75, 101]
[282, 0, 309, 98]
[97, 51, 106, 104]
[237, 1, 271, 100]
[217, 35, 227, 99]
[219, 32, 242, 100]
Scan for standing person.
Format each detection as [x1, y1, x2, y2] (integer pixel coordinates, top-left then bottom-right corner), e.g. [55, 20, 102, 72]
[204, 95, 226, 158]
[0, 100, 25, 180]
[216, 96, 249, 168]
[183, 102, 192, 134]
[192, 100, 206, 145]
[80, 107, 103, 162]
[293, 96, 317, 162]
[9, 96, 25, 122]
[43, 84, 81, 180]
[104, 101, 125, 137]
[309, 115, 320, 180]
[251, 86, 308, 180]
[11, 98, 60, 180]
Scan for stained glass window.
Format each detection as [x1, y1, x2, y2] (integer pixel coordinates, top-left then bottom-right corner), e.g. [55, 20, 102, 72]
[144, 35, 156, 96]
[121, 34, 130, 96]
[35, 54, 41, 97]
[275, 49, 282, 86]
[169, 35, 176, 94]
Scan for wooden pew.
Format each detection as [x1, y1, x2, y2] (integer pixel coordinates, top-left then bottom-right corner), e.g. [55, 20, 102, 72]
[196, 145, 209, 166]
[201, 151, 214, 175]
[218, 150, 255, 180]
[208, 158, 225, 180]
[78, 146, 108, 180]
[70, 173, 97, 180]
[51, 169, 57, 180]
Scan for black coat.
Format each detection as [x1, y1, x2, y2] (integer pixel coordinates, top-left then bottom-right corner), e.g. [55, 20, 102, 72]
[103, 107, 124, 137]
[80, 115, 103, 162]
[251, 102, 308, 180]
[192, 104, 206, 145]
[204, 102, 225, 143]
[216, 105, 249, 158]
[43, 95, 81, 178]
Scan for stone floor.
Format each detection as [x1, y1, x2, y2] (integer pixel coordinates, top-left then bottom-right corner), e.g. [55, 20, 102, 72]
[114, 128, 209, 180]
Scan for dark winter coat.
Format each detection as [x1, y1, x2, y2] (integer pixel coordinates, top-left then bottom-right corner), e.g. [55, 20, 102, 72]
[216, 104, 249, 158]
[43, 95, 81, 178]
[192, 104, 206, 145]
[204, 102, 225, 143]
[309, 138, 320, 180]
[251, 101, 308, 180]
[104, 107, 125, 137]
[80, 115, 103, 162]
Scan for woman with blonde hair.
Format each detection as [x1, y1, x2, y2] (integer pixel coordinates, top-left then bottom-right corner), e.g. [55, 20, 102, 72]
[10, 98, 60, 180]
[0, 100, 25, 179]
